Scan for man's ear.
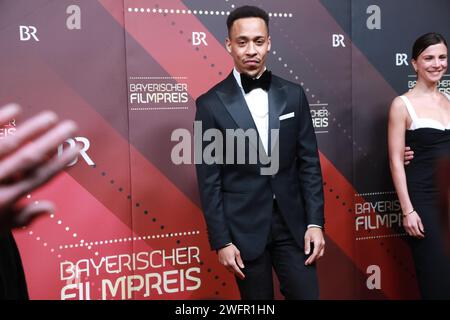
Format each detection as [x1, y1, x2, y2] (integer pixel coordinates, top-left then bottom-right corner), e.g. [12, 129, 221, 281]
[267, 35, 271, 52]
[225, 37, 232, 53]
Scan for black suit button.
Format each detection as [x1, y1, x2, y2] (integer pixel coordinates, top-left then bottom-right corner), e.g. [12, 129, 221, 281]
[271, 175, 276, 179]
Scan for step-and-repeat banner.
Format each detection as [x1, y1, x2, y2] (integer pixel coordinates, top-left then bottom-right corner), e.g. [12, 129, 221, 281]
[1, 0, 449, 299]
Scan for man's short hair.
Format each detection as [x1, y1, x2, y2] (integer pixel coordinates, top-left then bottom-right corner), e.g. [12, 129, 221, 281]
[226, 5, 269, 36]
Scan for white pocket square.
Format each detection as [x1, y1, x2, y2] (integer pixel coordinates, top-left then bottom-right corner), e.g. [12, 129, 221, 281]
[279, 112, 295, 121]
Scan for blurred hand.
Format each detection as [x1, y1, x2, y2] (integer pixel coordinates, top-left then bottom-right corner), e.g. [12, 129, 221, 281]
[0, 103, 79, 233]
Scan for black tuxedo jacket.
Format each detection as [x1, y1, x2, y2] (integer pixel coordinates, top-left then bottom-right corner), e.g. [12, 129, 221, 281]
[195, 71, 324, 260]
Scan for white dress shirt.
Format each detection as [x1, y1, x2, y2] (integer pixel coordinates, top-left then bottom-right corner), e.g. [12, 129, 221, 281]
[233, 68, 269, 154]
[232, 68, 322, 231]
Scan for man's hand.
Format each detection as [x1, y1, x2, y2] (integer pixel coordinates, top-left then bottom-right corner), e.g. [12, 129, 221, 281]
[304, 227, 325, 266]
[0, 103, 79, 232]
[217, 244, 245, 279]
[404, 146, 414, 165]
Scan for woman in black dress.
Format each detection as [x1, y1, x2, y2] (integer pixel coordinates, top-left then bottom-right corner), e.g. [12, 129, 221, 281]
[388, 32, 450, 299]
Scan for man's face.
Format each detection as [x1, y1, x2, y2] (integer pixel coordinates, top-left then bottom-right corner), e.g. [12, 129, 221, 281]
[226, 17, 271, 78]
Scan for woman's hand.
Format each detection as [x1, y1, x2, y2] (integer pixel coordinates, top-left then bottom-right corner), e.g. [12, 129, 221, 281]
[403, 210, 425, 238]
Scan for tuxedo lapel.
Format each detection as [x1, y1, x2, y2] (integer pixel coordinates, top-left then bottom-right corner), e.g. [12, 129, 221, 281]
[217, 72, 261, 152]
[216, 72, 287, 159]
[268, 77, 287, 155]
[216, 73, 258, 133]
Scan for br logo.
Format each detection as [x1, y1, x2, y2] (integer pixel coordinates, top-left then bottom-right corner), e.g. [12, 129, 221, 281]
[396, 53, 409, 66]
[332, 34, 345, 48]
[192, 32, 208, 46]
[19, 26, 39, 41]
[58, 137, 95, 167]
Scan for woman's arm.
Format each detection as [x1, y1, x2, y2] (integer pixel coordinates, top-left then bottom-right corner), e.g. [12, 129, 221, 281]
[388, 97, 425, 238]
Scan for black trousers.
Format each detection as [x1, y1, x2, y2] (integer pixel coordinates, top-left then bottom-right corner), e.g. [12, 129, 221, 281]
[236, 200, 319, 300]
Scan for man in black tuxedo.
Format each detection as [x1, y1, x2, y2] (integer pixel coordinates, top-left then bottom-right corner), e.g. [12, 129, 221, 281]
[195, 5, 325, 299]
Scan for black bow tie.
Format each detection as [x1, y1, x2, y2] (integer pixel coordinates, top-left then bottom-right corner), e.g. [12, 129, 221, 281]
[240, 70, 272, 94]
